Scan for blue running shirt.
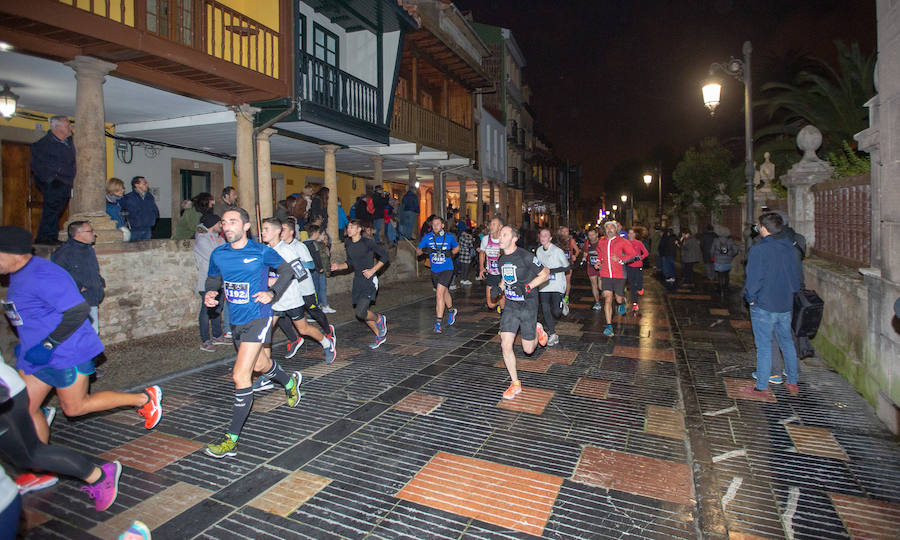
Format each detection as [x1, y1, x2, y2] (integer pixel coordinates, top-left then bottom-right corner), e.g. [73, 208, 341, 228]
[418, 232, 458, 273]
[208, 240, 285, 325]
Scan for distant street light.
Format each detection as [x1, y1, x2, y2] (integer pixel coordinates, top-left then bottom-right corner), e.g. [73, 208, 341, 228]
[620, 194, 627, 203]
[643, 165, 664, 223]
[612, 204, 618, 211]
[703, 40, 754, 253]
[643, 174, 652, 186]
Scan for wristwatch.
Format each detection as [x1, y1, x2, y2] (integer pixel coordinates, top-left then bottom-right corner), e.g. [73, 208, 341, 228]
[41, 338, 57, 350]
[524, 284, 533, 294]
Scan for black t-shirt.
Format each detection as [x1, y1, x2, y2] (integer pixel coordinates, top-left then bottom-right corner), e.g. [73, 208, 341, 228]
[498, 247, 543, 303]
[344, 237, 388, 289]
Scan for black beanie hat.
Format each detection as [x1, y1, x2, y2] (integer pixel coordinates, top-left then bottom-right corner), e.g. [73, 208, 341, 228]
[200, 213, 222, 228]
[0, 226, 33, 254]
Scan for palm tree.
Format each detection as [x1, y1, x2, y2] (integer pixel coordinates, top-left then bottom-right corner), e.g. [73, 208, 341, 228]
[756, 41, 875, 155]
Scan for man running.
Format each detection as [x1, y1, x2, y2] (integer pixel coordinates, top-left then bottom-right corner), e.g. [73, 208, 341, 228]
[597, 221, 638, 336]
[558, 225, 580, 313]
[478, 216, 505, 312]
[330, 219, 389, 348]
[0, 226, 161, 490]
[203, 209, 300, 458]
[536, 228, 570, 347]
[582, 228, 603, 310]
[259, 218, 336, 376]
[625, 228, 650, 313]
[497, 225, 550, 399]
[417, 216, 459, 333]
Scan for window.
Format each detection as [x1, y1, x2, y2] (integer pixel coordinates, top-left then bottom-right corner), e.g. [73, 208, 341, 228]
[297, 13, 306, 54]
[313, 23, 338, 66]
[180, 170, 211, 202]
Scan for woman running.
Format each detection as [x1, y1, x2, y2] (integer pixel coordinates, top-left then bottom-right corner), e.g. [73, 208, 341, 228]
[582, 228, 603, 310]
[625, 228, 650, 313]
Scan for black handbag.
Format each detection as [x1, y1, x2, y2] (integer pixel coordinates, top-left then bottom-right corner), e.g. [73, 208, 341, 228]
[792, 289, 824, 338]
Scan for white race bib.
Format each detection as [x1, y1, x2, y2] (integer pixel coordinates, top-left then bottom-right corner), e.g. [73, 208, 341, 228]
[431, 252, 446, 265]
[2, 300, 22, 326]
[224, 281, 250, 304]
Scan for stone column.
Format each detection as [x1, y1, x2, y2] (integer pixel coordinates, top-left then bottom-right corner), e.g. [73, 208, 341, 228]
[489, 181, 495, 219]
[66, 56, 120, 243]
[476, 177, 483, 224]
[370, 155, 384, 190]
[499, 184, 508, 222]
[321, 145, 341, 254]
[781, 125, 833, 247]
[459, 177, 468, 222]
[256, 128, 276, 220]
[235, 105, 258, 227]
[406, 162, 418, 190]
[432, 168, 443, 218]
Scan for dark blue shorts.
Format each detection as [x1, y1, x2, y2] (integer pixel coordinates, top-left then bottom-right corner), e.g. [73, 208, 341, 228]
[33, 359, 95, 389]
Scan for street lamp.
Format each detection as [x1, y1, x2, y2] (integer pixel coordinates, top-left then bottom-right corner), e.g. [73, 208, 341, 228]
[0, 84, 19, 118]
[643, 174, 652, 186]
[703, 40, 754, 253]
[642, 164, 663, 223]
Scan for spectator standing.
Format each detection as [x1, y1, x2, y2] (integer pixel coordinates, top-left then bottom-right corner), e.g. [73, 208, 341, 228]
[400, 187, 419, 239]
[337, 197, 348, 241]
[371, 186, 388, 243]
[120, 176, 159, 241]
[51, 221, 104, 334]
[700, 224, 718, 281]
[678, 229, 701, 287]
[457, 226, 476, 285]
[172, 192, 213, 240]
[658, 229, 677, 284]
[304, 224, 335, 314]
[308, 186, 329, 228]
[742, 212, 802, 397]
[291, 185, 313, 230]
[711, 228, 739, 296]
[213, 186, 238, 218]
[105, 178, 130, 242]
[30, 116, 75, 246]
[193, 213, 226, 351]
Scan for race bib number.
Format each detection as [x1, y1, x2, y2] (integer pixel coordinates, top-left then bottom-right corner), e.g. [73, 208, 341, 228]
[488, 259, 499, 273]
[2, 300, 22, 326]
[504, 287, 523, 301]
[548, 272, 557, 281]
[430, 252, 446, 265]
[289, 258, 309, 282]
[224, 281, 250, 304]
[589, 255, 598, 265]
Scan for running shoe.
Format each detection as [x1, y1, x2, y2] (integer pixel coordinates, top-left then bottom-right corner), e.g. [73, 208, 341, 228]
[199, 341, 215, 352]
[206, 436, 238, 458]
[563, 295, 569, 304]
[638, 289, 644, 296]
[547, 333, 560, 347]
[632, 303, 640, 314]
[370, 334, 387, 349]
[80, 461, 122, 512]
[496, 305, 503, 314]
[561, 301, 570, 316]
[536, 322, 548, 347]
[119, 521, 151, 540]
[449, 284, 458, 291]
[376, 314, 388, 338]
[592, 302, 603, 311]
[502, 380, 522, 400]
[212, 335, 231, 346]
[42, 406, 56, 427]
[252, 376, 274, 392]
[447, 308, 458, 326]
[321, 306, 336, 314]
[617, 303, 627, 316]
[603, 324, 615, 337]
[223, 331, 233, 339]
[752, 372, 783, 385]
[286, 371, 302, 407]
[285, 337, 304, 359]
[324, 340, 337, 364]
[434, 321, 442, 333]
[16, 472, 58, 494]
[138, 385, 162, 429]
[326, 324, 336, 340]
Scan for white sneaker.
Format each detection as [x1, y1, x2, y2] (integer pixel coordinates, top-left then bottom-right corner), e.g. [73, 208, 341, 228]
[561, 302, 570, 316]
[592, 302, 603, 311]
[547, 333, 559, 347]
[449, 284, 458, 290]
[321, 306, 336, 314]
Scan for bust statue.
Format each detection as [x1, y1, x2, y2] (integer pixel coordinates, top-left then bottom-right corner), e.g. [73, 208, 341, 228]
[760, 151, 775, 182]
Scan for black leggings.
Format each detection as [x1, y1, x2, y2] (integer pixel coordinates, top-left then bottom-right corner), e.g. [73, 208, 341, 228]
[716, 270, 731, 291]
[0, 392, 94, 480]
[539, 292, 563, 334]
[625, 266, 643, 304]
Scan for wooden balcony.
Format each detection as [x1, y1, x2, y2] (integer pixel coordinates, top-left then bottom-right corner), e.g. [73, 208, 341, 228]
[391, 96, 473, 158]
[0, 0, 290, 105]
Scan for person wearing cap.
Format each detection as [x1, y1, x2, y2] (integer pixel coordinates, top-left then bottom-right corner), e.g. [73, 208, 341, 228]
[50, 220, 105, 335]
[0, 226, 162, 469]
[193, 213, 227, 351]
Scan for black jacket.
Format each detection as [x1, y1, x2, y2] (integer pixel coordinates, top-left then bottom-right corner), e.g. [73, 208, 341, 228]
[30, 132, 76, 185]
[700, 231, 718, 262]
[658, 234, 678, 257]
[51, 239, 105, 306]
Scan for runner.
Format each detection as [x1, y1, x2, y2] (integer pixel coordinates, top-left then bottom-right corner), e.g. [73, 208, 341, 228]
[558, 225, 580, 314]
[477, 217, 505, 312]
[417, 216, 459, 333]
[597, 221, 639, 336]
[625, 228, 650, 313]
[203, 209, 300, 458]
[582, 227, 603, 310]
[497, 225, 550, 399]
[330, 219, 389, 348]
[258, 218, 336, 377]
[536, 228, 571, 347]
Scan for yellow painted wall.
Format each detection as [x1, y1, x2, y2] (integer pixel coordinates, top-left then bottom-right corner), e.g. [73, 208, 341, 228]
[62, 0, 135, 25]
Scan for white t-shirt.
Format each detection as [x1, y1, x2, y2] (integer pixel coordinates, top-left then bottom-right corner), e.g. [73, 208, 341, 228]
[479, 235, 502, 275]
[535, 243, 569, 294]
[270, 240, 316, 311]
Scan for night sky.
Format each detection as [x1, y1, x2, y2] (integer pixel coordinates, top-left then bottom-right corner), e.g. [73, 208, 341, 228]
[454, 0, 876, 206]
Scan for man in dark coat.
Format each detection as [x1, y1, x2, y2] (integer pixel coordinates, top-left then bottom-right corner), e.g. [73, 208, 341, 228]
[51, 220, 105, 333]
[700, 224, 718, 281]
[30, 116, 76, 245]
[120, 176, 159, 241]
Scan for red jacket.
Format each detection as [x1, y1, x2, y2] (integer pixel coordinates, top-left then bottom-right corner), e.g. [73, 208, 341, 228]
[598, 235, 637, 279]
[628, 239, 649, 268]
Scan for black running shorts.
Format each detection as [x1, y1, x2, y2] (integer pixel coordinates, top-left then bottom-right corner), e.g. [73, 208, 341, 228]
[231, 317, 274, 346]
[499, 299, 538, 341]
[600, 277, 626, 297]
[432, 269, 454, 288]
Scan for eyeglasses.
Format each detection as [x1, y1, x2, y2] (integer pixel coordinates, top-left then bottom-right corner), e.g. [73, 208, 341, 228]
[79, 229, 95, 235]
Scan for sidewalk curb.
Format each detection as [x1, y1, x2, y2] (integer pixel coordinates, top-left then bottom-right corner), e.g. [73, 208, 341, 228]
[123, 294, 434, 393]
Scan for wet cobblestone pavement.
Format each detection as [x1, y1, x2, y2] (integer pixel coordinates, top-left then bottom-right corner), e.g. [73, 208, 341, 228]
[16, 272, 900, 539]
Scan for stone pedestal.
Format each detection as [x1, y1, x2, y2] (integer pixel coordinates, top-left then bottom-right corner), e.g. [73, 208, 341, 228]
[406, 162, 417, 190]
[781, 125, 833, 246]
[370, 155, 384, 189]
[65, 56, 122, 244]
[256, 128, 276, 219]
[235, 105, 259, 227]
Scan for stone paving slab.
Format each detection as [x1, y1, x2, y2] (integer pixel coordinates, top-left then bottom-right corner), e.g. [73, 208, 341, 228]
[14, 270, 900, 539]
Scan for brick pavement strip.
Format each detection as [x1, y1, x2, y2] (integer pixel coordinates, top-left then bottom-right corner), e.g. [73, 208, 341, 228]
[248, 470, 332, 518]
[784, 424, 850, 461]
[88, 481, 212, 538]
[100, 432, 206, 473]
[572, 377, 611, 399]
[645, 404, 687, 440]
[572, 446, 696, 505]
[497, 386, 555, 415]
[829, 492, 900, 539]
[396, 451, 563, 536]
[392, 391, 446, 415]
[613, 344, 676, 362]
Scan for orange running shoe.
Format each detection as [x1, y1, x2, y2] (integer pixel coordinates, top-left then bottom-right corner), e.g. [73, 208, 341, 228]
[536, 322, 548, 347]
[138, 385, 162, 429]
[16, 472, 58, 494]
[503, 380, 522, 400]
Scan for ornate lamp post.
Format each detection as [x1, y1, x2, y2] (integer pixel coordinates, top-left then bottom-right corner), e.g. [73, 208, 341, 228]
[703, 40, 754, 252]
